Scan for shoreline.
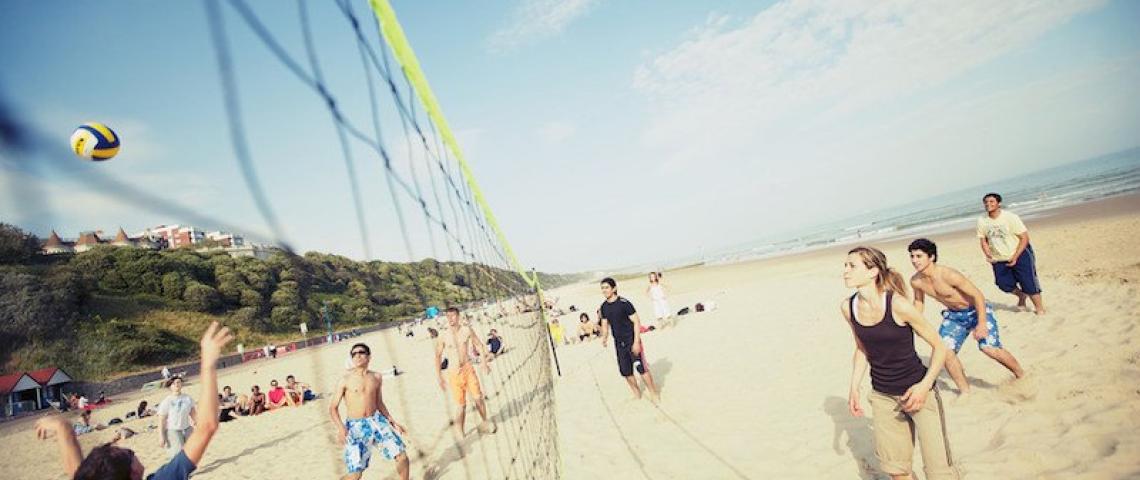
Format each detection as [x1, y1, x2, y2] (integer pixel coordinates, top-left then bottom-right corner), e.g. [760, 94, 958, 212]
[670, 191, 1140, 277]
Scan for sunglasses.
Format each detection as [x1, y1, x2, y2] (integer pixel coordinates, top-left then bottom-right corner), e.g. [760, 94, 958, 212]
[351, 350, 370, 357]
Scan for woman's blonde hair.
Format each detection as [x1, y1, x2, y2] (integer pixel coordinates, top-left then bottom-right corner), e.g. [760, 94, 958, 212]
[848, 246, 909, 299]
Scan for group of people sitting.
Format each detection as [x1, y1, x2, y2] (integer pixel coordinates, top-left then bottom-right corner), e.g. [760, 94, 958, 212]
[57, 391, 109, 412]
[219, 375, 316, 420]
[549, 312, 607, 345]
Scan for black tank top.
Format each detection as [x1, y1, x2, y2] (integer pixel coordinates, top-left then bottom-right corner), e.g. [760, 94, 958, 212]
[849, 291, 927, 395]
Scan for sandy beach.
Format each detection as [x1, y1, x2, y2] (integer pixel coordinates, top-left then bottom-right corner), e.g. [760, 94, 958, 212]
[2, 193, 1138, 479]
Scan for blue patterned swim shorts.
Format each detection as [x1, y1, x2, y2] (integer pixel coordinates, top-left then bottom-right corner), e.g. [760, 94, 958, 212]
[940, 303, 1003, 353]
[344, 411, 406, 474]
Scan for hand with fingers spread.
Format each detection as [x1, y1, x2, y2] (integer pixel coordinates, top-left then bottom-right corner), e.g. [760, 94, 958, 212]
[35, 416, 70, 440]
[200, 321, 235, 364]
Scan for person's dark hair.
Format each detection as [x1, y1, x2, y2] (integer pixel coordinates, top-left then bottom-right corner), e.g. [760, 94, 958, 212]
[73, 444, 136, 480]
[601, 277, 617, 289]
[164, 376, 182, 389]
[983, 192, 1002, 203]
[445, 306, 461, 314]
[908, 238, 938, 263]
[223, 385, 231, 391]
[136, 401, 147, 417]
[427, 327, 438, 338]
[350, 343, 370, 355]
[285, 375, 294, 381]
[579, 313, 589, 322]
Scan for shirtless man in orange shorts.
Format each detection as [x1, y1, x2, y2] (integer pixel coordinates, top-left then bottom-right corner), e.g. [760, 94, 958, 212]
[435, 307, 497, 437]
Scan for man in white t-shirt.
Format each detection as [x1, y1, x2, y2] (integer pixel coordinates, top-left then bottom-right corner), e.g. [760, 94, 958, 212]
[158, 377, 197, 458]
[977, 193, 1045, 314]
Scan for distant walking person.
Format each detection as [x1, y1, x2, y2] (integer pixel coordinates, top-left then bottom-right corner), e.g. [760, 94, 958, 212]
[977, 193, 1046, 314]
[646, 272, 670, 329]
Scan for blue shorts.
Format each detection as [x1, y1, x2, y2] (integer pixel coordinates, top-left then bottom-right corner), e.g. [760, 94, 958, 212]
[991, 244, 1042, 295]
[344, 412, 406, 474]
[940, 303, 1003, 353]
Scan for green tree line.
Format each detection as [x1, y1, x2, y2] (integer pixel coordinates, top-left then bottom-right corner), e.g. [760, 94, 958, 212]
[0, 223, 579, 379]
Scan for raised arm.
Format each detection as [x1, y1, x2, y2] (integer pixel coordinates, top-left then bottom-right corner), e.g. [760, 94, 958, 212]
[893, 297, 947, 413]
[35, 415, 84, 477]
[181, 321, 234, 466]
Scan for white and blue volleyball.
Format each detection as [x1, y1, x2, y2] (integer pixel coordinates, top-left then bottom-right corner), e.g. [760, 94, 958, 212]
[70, 122, 120, 161]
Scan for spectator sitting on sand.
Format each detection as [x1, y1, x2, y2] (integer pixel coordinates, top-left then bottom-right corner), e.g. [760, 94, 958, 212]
[286, 375, 315, 405]
[266, 380, 295, 409]
[250, 386, 267, 415]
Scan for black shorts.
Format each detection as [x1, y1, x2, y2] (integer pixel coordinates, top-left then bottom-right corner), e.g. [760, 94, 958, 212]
[614, 338, 649, 377]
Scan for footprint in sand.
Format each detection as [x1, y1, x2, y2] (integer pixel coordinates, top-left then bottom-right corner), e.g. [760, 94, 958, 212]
[998, 374, 1038, 402]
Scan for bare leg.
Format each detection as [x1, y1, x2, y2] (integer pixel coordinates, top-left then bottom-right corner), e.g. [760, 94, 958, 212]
[345, 473, 363, 480]
[454, 404, 466, 436]
[1012, 288, 1027, 309]
[395, 452, 410, 480]
[981, 347, 1024, 378]
[624, 376, 642, 399]
[640, 371, 659, 401]
[889, 475, 914, 480]
[474, 397, 489, 422]
[1029, 294, 1046, 315]
[474, 396, 496, 433]
[943, 352, 971, 394]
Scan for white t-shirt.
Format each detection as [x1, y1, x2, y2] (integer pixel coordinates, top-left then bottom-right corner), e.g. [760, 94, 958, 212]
[77, 397, 89, 409]
[976, 210, 1028, 261]
[158, 394, 195, 431]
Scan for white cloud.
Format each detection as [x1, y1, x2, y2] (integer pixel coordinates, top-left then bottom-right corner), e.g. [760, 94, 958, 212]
[488, 0, 600, 53]
[537, 121, 576, 144]
[632, 0, 1108, 171]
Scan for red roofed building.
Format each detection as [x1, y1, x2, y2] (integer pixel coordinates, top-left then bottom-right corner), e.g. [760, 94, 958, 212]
[28, 367, 73, 407]
[42, 230, 75, 254]
[73, 231, 105, 253]
[111, 227, 133, 247]
[0, 372, 42, 417]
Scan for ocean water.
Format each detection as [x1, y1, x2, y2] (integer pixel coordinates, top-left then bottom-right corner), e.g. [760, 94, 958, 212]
[697, 147, 1140, 267]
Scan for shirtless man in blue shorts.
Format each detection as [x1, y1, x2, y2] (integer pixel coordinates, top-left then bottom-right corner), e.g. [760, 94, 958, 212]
[329, 343, 409, 479]
[909, 238, 1025, 395]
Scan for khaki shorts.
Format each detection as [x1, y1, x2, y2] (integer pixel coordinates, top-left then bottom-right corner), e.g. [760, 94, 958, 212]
[869, 388, 960, 479]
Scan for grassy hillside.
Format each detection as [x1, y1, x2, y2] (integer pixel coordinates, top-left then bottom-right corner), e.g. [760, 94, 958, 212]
[0, 224, 581, 380]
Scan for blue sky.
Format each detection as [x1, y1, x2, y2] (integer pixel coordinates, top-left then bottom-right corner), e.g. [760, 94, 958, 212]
[1, 0, 1138, 273]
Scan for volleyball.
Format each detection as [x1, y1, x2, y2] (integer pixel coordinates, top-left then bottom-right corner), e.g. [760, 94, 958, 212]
[70, 122, 120, 161]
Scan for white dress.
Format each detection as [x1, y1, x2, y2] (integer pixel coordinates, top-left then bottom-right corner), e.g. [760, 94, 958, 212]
[649, 284, 670, 320]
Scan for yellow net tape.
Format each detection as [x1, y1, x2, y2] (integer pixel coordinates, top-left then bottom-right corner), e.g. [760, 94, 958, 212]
[367, 0, 539, 292]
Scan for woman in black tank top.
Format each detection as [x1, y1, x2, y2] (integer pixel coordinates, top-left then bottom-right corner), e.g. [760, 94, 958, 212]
[841, 247, 959, 479]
